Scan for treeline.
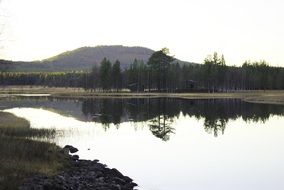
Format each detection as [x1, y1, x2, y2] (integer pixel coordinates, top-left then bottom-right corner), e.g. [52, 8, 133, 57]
[0, 72, 86, 87]
[85, 50, 284, 92]
[0, 49, 284, 91]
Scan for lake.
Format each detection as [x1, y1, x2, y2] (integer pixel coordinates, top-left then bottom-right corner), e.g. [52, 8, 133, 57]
[1, 96, 284, 190]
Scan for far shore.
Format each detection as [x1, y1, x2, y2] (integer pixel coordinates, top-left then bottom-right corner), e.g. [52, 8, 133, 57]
[0, 86, 284, 105]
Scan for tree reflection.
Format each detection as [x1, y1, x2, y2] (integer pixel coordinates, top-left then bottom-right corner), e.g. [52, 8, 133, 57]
[149, 115, 175, 141]
[82, 99, 123, 129]
[204, 118, 228, 137]
[148, 99, 175, 141]
[80, 98, 284, 139]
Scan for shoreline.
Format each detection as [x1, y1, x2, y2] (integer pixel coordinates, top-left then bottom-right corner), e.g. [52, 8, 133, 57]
[0, 112, 137, 189]
[1, 88, 283, 188]
[19, 145, 138, 190]
[1, 86, 284, 105]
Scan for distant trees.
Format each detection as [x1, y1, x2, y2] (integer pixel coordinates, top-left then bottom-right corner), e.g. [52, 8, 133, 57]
[87, 52, 284, 92]
[241, 60, 271, 90]
[203, 52, 227, 92]
[112, 60, 122, 92]
[0, 71, 86, 87]
[126, 59, 146, 92]
[99, 58, 112, 91]
[0, 49, 284, 92]
[88, 58, 123, 92]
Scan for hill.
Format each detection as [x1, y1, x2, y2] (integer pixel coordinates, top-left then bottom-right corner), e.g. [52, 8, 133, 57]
[0, 45, 195, 72]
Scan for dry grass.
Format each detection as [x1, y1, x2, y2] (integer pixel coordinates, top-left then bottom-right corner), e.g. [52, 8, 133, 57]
[0, 112, 68, 190]
[0, 112, 55, 138]
[0, 86, 284, 105]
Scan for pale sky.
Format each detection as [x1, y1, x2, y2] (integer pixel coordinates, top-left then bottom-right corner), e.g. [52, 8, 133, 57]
[0, 0, 284, 66]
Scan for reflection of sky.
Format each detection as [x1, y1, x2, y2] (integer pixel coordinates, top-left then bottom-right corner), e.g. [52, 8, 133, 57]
[5, 108, 284, 190]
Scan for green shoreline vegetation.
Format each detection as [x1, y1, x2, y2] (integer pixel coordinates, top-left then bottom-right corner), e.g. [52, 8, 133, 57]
[0, 112, 68, 190]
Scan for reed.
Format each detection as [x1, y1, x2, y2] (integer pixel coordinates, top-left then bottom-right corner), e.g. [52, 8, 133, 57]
[0, 112, 68, 189]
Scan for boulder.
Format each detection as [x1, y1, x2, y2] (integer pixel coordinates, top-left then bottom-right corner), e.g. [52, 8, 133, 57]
[63, 145, 79, 153]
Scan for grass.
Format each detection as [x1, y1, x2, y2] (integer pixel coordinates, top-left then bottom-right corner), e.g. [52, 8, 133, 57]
[0, 112, 69, 190]
[0, 112, 55, 138]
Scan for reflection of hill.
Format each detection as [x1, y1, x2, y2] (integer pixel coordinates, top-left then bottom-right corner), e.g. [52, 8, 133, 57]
[0, 97, 87, 121]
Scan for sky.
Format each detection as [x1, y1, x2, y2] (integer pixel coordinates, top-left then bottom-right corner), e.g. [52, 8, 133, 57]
[0, 0, 284, 66]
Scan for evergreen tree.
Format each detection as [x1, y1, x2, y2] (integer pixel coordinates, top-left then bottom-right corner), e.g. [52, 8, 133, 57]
[99, 58, 112, 91]
[147, 48, 174, 92]
[112, 60, 122, 92]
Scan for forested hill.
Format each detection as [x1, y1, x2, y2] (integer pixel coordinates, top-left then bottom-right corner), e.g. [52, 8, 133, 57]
[43, 46, 154, 70]
[0, 45, 194, 72]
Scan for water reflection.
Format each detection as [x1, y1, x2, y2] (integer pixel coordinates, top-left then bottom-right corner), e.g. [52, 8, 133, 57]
[1, 97, 284, 140]
[81, 98, 284, 139]
[2, 97, 284, 190]
[149, 115, 175, 141]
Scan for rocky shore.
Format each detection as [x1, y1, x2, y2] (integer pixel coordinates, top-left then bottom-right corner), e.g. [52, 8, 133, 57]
[19, 145, 138, 190]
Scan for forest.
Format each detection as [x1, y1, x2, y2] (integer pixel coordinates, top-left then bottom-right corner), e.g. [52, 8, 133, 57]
[1, 49, 284, 92]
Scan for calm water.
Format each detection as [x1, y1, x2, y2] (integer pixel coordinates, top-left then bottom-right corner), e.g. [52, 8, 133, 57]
[2, 97, 284, 190]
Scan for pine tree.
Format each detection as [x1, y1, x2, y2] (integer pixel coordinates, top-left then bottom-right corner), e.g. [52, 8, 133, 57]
[99, 58, 112, 91]
[112, 60, 122, 92]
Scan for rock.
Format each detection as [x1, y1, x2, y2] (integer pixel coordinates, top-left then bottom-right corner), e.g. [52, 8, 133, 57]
[43, 181, 52, 189]
[111, 184, 121, 190]
[111, 168, 124, 178]
[63, 145, 79, 153]
[93, 159, 99, 163]
[19, 147, 138, 190]
[113, 177, 126, 185]
[71, 154, 79, 161]
[123, 176, 133, 183]
[56, 175, 65, 181]
[123, 182, 138, 189]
